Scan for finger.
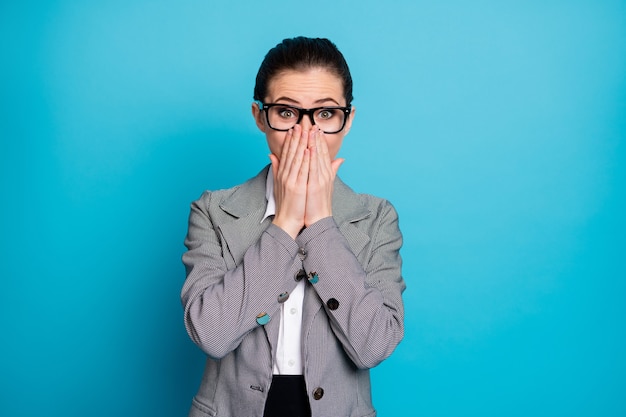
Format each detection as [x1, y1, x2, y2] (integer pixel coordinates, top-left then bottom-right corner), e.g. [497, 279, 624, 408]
[289, 125, 308, 173]
[308, 138, 318, 183]
[299, 147, 311, 185]
[307, 125, 318, 149]
[316, 130, 332, 178]
[307, 128, 319, 175]
[278, 129, 294, 173]
[284, 125, 300, 166]
[318, 129, 330, 161]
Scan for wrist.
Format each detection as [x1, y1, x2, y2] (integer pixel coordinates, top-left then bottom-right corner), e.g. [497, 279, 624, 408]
[272, 217, 304, 239]
[305, 213, 332, 228]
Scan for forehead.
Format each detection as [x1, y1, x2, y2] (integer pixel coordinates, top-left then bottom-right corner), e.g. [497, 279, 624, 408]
[266, 68, 345, 105]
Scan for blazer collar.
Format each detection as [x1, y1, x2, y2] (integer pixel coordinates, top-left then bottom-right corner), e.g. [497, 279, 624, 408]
[219, 166, 269, 219]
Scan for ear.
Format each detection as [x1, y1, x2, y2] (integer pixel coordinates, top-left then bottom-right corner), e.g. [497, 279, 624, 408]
[343, 106, 356, 135]
[251, 102, 266, 132]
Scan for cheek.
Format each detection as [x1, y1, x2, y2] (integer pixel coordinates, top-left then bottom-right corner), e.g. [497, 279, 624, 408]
[326, 137, 344, 159]
[266, 132, 286, 156]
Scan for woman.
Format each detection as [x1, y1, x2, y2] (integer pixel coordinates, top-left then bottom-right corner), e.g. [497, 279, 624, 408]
[182, 37, 405, 417]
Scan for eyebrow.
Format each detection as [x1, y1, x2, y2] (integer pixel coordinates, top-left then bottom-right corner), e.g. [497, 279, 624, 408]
[273, 96, 342, 106]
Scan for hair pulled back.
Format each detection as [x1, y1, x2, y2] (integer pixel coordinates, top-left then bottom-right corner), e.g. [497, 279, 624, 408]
[254, 37, 353, 105]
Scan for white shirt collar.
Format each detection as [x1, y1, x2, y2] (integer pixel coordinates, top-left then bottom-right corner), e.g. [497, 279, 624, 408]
[262, 169, 275, 222]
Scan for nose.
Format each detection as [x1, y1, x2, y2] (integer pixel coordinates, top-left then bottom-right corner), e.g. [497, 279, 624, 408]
[297, 112, 315, 130]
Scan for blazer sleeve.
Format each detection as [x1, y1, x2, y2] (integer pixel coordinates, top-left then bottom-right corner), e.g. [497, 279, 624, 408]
[296, 199, 405, 369]
[181, 191, 303, 359]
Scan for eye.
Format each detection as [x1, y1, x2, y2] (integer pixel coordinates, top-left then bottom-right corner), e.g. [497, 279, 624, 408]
[277, 107, 297, 119]
[317, 109, 336, 120]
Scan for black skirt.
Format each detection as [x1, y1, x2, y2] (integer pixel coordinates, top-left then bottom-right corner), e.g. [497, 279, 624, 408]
[263, 375, 311, 417]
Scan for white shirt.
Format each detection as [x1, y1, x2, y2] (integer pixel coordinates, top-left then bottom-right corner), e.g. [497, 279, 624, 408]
[263, 171, 305, 375]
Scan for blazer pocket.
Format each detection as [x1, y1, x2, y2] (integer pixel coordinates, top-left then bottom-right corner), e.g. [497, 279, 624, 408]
[189, 397, 217, 417]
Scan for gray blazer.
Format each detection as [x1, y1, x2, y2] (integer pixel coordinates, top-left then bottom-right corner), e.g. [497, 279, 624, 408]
[182, 166, 405, 417]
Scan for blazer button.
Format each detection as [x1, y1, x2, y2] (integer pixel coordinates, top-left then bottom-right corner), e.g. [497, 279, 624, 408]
[298, 247, 307, 260]
[278, 291, 290, 303]
[295, 269, 307, 282]
[312, 387, 324, 400]
[256, 312, 270, 325]
[326, 298, 339, 310]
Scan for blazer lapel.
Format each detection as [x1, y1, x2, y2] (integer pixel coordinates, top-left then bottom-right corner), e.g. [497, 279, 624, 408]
[332, 177, 372, 258]
[216, 167, 271, 269]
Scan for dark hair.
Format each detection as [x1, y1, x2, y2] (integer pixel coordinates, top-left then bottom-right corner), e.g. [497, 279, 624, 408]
[254, 37, 353, 105]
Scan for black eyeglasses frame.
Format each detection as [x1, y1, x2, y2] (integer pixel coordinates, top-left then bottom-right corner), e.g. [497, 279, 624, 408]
[260, 102, 352, 134]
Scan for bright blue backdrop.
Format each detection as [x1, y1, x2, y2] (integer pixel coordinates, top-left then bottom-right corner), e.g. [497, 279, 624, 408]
[1, 1, 625, 416]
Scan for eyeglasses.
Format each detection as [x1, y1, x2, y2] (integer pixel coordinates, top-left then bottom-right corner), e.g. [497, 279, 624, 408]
[260, 103, 352, 134]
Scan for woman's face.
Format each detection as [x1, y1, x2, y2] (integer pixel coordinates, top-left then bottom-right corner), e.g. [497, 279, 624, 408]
[252, 67, 354, 160]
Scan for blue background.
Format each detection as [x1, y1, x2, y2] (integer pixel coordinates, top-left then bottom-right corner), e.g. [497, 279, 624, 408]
[1, 1, 625, 416]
